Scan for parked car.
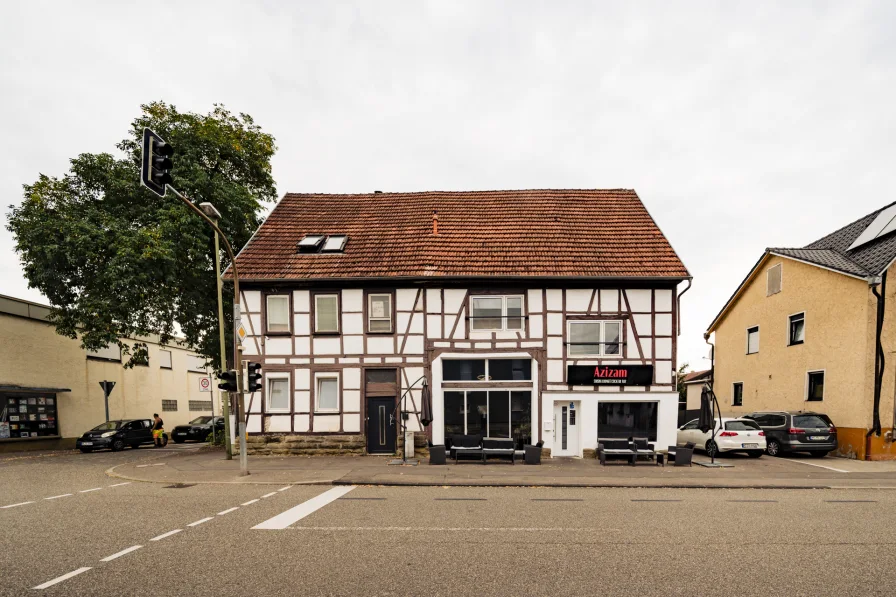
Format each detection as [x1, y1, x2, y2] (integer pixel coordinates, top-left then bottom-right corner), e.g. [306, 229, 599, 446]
[742, 411, 837, 457]
[76, 419, 167, 453]
[171, 416, 224, 443]
[677, 417, 766, 458]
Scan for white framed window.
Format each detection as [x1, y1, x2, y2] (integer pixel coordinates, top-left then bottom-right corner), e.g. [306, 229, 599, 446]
[314, 294, 339, 333]
[470, 295, 524, 331]
[266, 295, 290, 333]
[567, 320, 622, 357]
[266, 373, 291, 412]
[732, 382, 743, 407]
[187, 354, 207, 373]
[746, 326, 759, 355]
[767, 263, 782, 296]
[368, 293, 393, 333]
[159, 350, 172, 369]
[806, 370, 825, 402]
[316, 373, 340, 412]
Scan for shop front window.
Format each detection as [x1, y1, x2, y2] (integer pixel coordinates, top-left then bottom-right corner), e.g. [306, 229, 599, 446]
[1, 394, 59, 439]
[597, 402, 658, 441]
[442, 390, 532, 448]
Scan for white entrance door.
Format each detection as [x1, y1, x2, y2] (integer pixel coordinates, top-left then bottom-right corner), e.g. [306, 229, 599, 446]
[553, 403, 580, 456]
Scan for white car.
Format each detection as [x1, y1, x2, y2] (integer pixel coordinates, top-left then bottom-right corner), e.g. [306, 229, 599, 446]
[677, 417, 766, 458]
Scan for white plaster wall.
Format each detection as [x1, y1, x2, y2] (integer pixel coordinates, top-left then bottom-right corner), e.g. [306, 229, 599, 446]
[627, 289, 652, 312]
[566, 289, 591, 312]
[343, 413, 361, 432]
[293, 291, 310, 312]
[342, 289, 363, 313]
[655, 338, 672, 360]
[443, 289, 466, 315]
[247, 414, 262, 433]
[408, 312, 424, 334]
[600, 289, 619, 311]
[293, 314, 310, 336]
[243, 291, 261, 313]
[426, 289, 441, 313]
[313, 337, 341, 355]
[368, 337, 395, 354]
[343, 335, 363, 354]
[343, 390, 361, 412]
[655, 289, 673, 312]
[294, 414, 310, 432]
[265, 337, 292, 355]
[426, 315, 442, 339]
[530, 315, 543, 338]
[655, 313, 673, 336]
[343, 368, 361, 390]
[547, 337, 563, 358]
[267, 415, 291, 432]
[546, 289, 562, 311]
[314, 415, 340, 432]
[527, 289, 543, 313]
[342, 313, 363, 335]
[547, 313, 562, 335]
[294, 391, 310, 412]
[294, 337, 310, 355]
[396, 289, 418, 311]
[295, 369, 311, 391]
[633, 314, 652, 336]
[402, 335, 424, 355]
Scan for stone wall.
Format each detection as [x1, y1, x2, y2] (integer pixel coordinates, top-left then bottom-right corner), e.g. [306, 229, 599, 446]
[241, 432, 430, 457]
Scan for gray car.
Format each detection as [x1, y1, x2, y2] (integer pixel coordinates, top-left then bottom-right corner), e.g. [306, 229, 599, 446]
[742, 411, 837, 457]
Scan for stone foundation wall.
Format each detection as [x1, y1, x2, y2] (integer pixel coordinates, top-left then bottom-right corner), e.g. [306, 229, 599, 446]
[241, 432, 430, 457]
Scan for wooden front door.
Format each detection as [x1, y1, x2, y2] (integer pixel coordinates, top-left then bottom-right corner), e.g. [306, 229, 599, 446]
[366, 397, 396, 454]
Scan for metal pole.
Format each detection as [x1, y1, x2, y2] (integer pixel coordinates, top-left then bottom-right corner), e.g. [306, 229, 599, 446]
[104, 387, 110, 422]
[203, 204, 233, 460]
[168, 186, 248, 475]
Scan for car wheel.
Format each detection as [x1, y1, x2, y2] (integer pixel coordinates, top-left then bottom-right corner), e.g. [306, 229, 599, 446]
[810, 451, 829, 458]
[160, 435, 169, 448]
[705, 440, 719, 458]
[173, 438, 185, 444]
[766, 439, 781, 456]
[79, 448, 93, 453]
[111, 439, 125, 452]
[747, 450, 763, 458]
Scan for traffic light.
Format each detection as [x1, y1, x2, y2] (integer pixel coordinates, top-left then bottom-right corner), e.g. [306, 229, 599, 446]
[246, 362, 262, 393]
[140, 127, 174, 197]
[218, 370, 239, 392]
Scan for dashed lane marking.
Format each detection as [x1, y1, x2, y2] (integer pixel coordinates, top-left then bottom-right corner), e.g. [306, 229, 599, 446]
[253, 486, 356, 530]
[1, 501, 34, 509]
[32, 567, 92, 590]
[261, 492, 278, 498]
[241, 499, 260, 506]
[45, 494, 73, 501]
[149, 529, 182, 542]
[108, 482, 131, 487]
[100, 545, 143, 562]
[217, 507, 239, 516]
[278, 486, 291, 492]
[187, 517, 214, 527]
[79, 488, 103, 493]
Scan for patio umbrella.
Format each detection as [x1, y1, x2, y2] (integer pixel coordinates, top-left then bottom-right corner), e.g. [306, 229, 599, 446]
[420, 379, 433, 427]
[698, 386, 714, 434]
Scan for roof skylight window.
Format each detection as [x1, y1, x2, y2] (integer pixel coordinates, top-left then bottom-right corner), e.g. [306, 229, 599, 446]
[297, 235, 325, 253]
[321, 235, 348, 253]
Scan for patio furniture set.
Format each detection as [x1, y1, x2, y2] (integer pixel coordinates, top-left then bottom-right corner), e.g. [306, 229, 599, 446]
[428, 435, 544, 465]
[597, 439, 695, 467]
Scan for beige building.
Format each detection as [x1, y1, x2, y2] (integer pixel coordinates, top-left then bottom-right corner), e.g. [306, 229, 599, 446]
[681, 369, 710, 423]
[0, 294, 220, 451]
[707, 202, 896, 459]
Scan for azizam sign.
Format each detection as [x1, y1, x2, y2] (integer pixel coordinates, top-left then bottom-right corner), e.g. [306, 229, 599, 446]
[566, 365, 654, 386]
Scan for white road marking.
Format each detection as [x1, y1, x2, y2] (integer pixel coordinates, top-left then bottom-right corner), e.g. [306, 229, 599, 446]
[32, 567, 92, 590]
[187, 517, 214, 527]
[292, 526, 582, 532]
[149, 529, 182, 542]
[108, 482, 131, 487]
[781, 458, 849, 473]
[100, 545, 143, 562]
[217, 507, 239, 516]
[261, 492, 278, 498]
[277, 486, 291, 492]
[253, 486, 356, 530]
[45, 494, 72, 500]
[79, 487, 103, 493]
[241, 499, 260, 506]
[1, 501, 33, 509]
[135, 463, 165, 468]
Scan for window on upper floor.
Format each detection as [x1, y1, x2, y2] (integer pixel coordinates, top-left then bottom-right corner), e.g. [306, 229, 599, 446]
[789, 313, 805, 346]
[470, 295, 524, 331]
[266, 295, 290, 333]
[314, 294, 339, 334]
[159, 350, 172, 369]
[807, 371, 825, 402]
[767, 263, 782, 296]
[367, 293, 393, 333]
[567, 320, 622, 357]
[732, 382, 743, 406]
[746, 326, 759, 355]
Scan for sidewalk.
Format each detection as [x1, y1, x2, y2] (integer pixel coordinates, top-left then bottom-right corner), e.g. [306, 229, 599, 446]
[106, 448, 896, 489]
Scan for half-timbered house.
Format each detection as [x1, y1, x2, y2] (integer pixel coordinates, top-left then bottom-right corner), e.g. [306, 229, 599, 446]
[230, 189, 690, 458]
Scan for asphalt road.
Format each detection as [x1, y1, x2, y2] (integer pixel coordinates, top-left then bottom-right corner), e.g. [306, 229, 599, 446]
[2, 450, 896, 596]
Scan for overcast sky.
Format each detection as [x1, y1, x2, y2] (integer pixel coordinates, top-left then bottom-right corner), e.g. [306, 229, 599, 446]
[2, 1, 894, 370]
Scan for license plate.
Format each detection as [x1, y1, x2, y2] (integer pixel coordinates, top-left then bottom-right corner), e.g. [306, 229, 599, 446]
[810, 435, 827, 440]
[81, 442, 93, 446]
[742, 443, 759, 449]
[176, 433, 186, 436]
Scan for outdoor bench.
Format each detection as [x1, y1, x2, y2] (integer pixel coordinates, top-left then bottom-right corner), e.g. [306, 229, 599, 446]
[450, 434, 483, 463]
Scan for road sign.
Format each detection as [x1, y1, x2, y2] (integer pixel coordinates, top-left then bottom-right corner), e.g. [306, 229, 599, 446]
[199, 377, 212, 392]
[237, 322, 247, 344]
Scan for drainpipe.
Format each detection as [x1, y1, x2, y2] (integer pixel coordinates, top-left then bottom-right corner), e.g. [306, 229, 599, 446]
[869, 273, 886, 443]
[676, 279, 692, 337]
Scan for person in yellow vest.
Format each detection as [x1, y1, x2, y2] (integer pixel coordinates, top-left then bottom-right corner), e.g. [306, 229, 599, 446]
[152, 413, 165, 448]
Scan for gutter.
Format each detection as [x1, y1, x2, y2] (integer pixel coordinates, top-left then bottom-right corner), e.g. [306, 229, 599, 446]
[869, 273, 886, 440]
[676, 279, 692, 336]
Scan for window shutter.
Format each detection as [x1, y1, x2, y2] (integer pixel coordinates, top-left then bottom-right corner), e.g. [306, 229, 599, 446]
[767, 264, 782, 296]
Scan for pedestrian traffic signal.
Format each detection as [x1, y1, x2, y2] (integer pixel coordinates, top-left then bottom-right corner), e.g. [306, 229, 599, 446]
[218, 370, 239, 393]
[246, 362, 262, 393]
[140, 127, 174, 197]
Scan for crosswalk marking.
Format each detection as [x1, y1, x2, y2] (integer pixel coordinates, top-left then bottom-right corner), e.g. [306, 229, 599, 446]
[253, 486, 356, 530]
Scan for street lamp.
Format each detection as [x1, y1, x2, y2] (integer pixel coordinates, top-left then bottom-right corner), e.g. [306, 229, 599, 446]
[200, 202, 233, 460]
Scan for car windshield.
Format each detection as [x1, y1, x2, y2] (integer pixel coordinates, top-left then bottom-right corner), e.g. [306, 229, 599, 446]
[91, 421, 123, 431]
[189, 417, 214, 425]
[793, 415, 831, 428]
[725, 420, 760, 431]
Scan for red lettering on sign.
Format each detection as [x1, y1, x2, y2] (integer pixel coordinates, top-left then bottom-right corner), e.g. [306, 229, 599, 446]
[593, 367, 628, 379]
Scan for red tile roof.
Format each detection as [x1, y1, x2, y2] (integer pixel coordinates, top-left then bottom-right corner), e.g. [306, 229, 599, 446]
[231, 189, 690, 281]
[682, 370, 711, 383]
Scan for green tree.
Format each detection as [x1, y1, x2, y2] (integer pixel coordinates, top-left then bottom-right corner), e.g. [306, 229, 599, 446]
[677, 362, 690, 402]
[7, 102, 277, 368]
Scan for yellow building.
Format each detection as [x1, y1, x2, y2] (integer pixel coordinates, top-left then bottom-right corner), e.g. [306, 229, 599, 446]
[707, 203, 896, 460]
[0, 294, 220, 452]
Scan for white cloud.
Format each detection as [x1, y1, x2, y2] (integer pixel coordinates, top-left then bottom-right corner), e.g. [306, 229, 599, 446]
[2, 1, 894, 368]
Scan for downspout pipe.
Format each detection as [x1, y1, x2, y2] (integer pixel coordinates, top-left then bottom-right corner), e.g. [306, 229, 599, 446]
[869, 272, 886, 439]
[677, 279, 692, 337]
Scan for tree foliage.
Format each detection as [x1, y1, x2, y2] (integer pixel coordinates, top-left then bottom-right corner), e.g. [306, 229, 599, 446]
[677, 362, 690, 402]
[7, 102, 277, 368]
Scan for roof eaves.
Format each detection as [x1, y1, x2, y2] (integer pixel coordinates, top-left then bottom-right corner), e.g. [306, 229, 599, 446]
[767, 249, 871, 280]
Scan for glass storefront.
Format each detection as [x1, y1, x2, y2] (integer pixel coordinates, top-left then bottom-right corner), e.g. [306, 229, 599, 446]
[597, 401, 658, 441]
[443, 390, 531, 448]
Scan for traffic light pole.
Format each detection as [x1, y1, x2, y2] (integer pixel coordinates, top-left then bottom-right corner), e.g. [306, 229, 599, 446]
[168, 186, 249, 476]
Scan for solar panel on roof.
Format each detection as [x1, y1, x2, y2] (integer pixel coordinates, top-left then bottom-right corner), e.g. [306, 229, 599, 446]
[321, 235, 348, 253]
[848, 205, 896, 251]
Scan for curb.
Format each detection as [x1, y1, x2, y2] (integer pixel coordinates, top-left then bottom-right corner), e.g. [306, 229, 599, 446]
[331, 479, 833, 490]
[104, 463, 339, 486]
